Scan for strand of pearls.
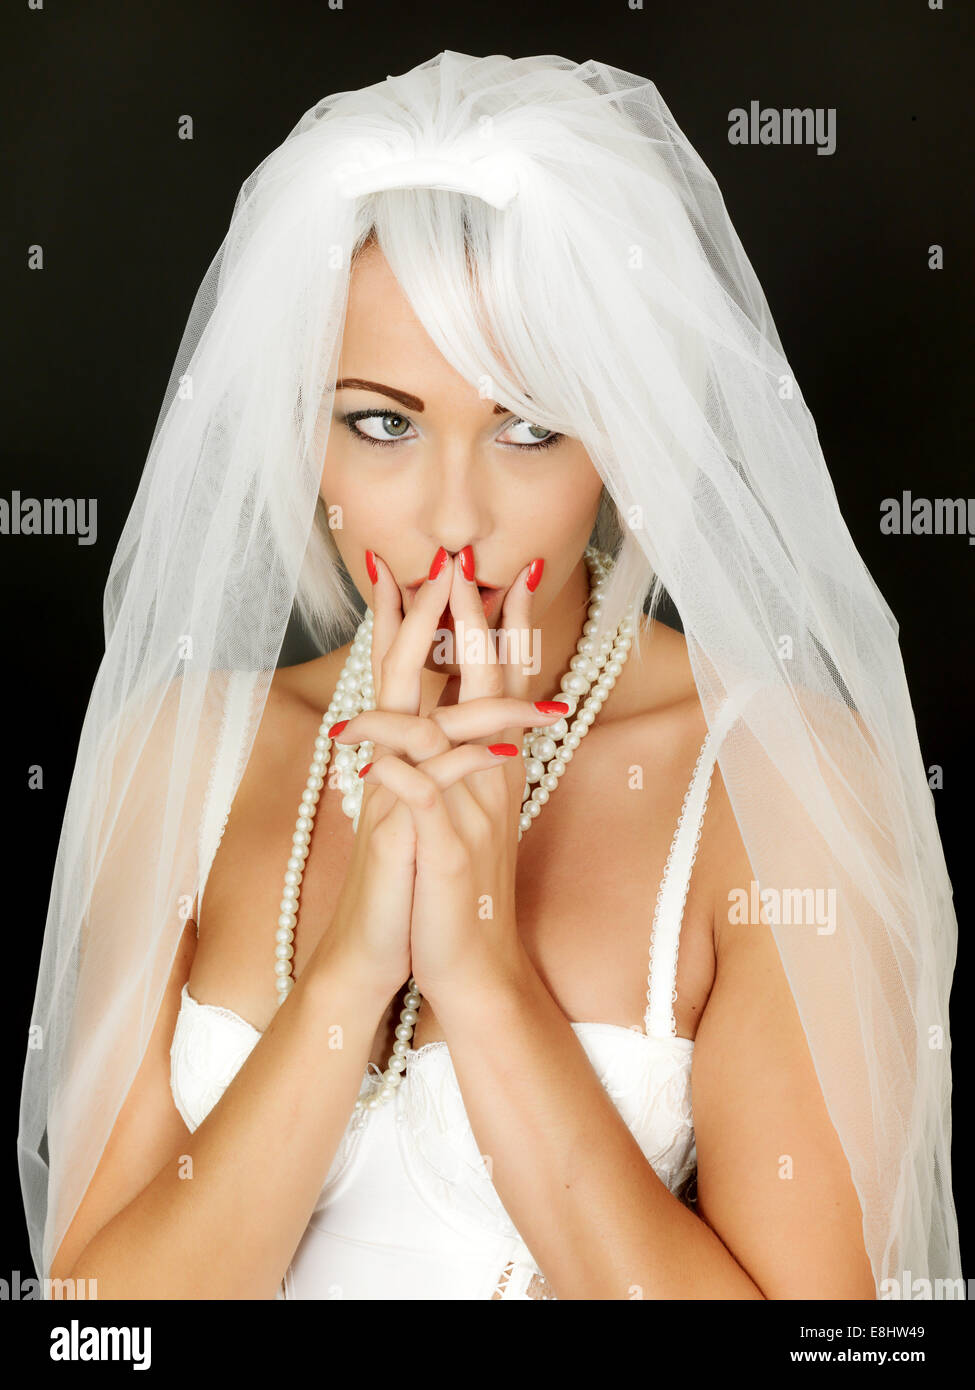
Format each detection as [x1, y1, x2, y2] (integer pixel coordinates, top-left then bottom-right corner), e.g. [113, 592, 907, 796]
[272, 546, 637, 1112]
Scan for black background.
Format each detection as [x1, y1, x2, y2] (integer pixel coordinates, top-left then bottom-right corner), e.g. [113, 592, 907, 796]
[2, 0, 971, 1300]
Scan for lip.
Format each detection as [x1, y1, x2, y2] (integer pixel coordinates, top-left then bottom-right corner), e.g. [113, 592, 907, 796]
[405, 576, 501, 591]
[404, 581, 504, 623]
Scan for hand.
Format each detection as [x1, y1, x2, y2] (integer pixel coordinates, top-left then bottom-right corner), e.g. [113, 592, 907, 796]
[316, 549, 455, 1000]
[342, 547, 561, 1008]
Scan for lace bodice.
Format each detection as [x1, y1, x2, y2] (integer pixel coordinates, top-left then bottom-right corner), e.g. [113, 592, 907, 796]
[170, 674, 749, 1299]
[171, 987, 696, 1298]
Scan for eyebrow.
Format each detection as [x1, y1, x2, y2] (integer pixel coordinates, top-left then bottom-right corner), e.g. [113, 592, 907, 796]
[335, 378, 509, 415]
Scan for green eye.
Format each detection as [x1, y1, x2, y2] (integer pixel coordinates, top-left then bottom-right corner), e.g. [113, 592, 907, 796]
[343, 409, 417, 446]
[379, 414, 410, 437]
[499, 417, 562, 449]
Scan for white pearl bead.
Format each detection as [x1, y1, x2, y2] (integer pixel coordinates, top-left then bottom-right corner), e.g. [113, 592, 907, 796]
[531, 786, 549, 805]
[275, 942, 294, 960]
[274, 960, 291, 977]
[523, 757, 544, 783]
[519, 813, 532, 832]
[560, 672, 589, 695]
[275, 926, 294, 943]
[527, 801, 541, 818]
[292, 830, 309, 846]
[565, 732, 581, 749]
[606, 658, 623, 678]
[530, 736, 557, 762]
[541, 773, 559, 791]
[341, 793, 360, 818]
[277, 912, 296, 929]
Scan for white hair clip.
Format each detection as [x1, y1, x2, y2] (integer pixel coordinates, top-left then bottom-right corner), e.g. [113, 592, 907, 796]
[333, 147, 521, 210]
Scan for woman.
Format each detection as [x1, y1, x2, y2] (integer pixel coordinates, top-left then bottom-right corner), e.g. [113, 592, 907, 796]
[20, 51, 959, 1300]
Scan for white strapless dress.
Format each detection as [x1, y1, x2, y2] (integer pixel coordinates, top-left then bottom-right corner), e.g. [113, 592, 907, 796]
[170, 675, 745, 1299]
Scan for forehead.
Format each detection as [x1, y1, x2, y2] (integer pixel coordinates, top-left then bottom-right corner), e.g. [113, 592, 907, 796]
[341, 244, 443, 373]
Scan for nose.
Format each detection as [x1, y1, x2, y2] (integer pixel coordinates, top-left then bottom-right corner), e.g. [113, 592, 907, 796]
[419, 458, 491, 567]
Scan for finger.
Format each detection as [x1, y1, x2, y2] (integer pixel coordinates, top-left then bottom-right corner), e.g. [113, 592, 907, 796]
[378, 548, 454, 715]
[360, 741, 520, 792]
[499, 555, 544, 703]
[356, 550, 404, 800]
[331, 710, 451, 764]
[360, 748, 512, 859]
[366, 550, 404, 723]
[447, 549, 503, 705]
[330, 697, 569, 760]
[357, 754, 465, 862]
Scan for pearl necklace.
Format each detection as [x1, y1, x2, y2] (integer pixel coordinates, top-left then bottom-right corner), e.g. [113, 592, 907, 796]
[272, 546, 636, 1111]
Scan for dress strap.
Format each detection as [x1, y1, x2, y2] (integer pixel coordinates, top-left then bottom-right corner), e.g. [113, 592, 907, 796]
[643, 679, 762, 1039]
[196, 669, 259, 923]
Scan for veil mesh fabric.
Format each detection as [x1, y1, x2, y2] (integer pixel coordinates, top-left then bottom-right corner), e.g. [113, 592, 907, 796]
[19, 50, 959, 1291]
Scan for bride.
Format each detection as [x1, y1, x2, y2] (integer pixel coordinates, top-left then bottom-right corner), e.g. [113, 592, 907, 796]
[22, 52, 958, 1300]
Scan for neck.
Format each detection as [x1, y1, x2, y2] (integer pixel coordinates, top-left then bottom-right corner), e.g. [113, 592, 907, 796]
[416, 555, 593, 713]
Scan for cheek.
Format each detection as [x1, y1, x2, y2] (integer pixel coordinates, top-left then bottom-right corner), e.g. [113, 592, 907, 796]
[536, 449, 605, 534]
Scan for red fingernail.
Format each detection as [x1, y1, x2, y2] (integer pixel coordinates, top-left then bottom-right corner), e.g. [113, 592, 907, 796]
[459, 544, 475, 581]
[328, 720, 349, 738]
[428, 546, 449, 580]
[488, 743, 519, 756]
[358, 762, 372, 778]
[526, 557, 544, 592]
[365, 550, 378, 585]
[533, 701, 569, 714]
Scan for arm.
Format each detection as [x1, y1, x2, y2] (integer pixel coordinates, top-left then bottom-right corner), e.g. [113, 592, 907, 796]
[430, 890, 875, 1301]
[53, 930, 392, 1300]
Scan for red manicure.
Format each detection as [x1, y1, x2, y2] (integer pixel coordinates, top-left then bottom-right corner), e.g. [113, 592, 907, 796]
[533, 701, 569, 714]
[328, 720, 349, 738]
[428, 546, 450, 580]
[526, 557, 544, 593]
[488, 744, 519, 756]
[365, 550, 378, 585]
[358, 762, 373, 778]
[459, 544, 475, 581]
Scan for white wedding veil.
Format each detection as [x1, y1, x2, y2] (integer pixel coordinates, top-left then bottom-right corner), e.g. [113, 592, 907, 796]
[18, 50, 960, 1292]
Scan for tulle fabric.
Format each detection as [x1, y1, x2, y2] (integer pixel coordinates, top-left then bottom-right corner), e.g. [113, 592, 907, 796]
[18, 50, 959, 1291]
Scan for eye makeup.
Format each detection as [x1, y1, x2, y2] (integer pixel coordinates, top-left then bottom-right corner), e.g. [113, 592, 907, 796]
[337, 407, 563, 451]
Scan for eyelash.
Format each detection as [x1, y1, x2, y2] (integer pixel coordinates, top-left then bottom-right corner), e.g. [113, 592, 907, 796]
[339, 408, 563, 452]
